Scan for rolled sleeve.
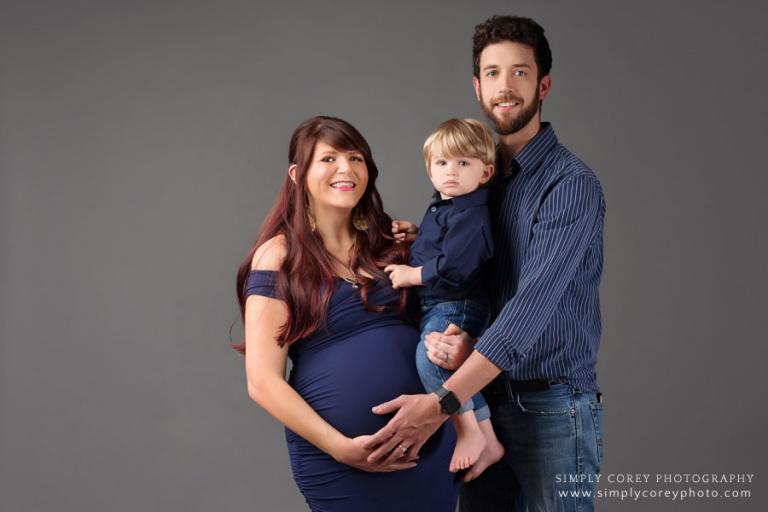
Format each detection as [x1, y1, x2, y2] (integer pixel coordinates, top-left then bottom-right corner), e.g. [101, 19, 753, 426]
[475, 174, 604, 370]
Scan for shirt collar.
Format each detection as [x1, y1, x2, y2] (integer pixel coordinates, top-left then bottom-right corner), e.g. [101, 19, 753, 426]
[497, 122, 558, 179]
[429, 187, 489, 210]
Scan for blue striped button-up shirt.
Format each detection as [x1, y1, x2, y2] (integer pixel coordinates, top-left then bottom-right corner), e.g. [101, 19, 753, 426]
[474, 122, 605, 393]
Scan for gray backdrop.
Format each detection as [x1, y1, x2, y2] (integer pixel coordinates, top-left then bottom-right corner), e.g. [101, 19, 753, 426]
[2, 0, 766, 511]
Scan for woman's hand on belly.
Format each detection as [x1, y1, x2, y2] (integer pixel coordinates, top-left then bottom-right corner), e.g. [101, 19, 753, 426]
[333, 435, 419, 473]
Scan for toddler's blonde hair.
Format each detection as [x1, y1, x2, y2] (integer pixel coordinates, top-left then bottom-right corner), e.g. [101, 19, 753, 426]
[422, 118, 496, 173]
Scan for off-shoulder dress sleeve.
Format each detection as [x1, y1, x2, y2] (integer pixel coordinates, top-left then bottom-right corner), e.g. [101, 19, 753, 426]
[244, 270, 281, 299]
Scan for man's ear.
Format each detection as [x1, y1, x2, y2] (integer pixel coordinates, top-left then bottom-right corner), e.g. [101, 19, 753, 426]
[288, 164, 298, 184]
[472, 76, 481, 102]
[539, 75, 552, 102]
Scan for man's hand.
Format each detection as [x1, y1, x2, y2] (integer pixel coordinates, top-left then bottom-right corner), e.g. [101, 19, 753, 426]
[384, 264, 422, 289]
[363, 393, 448, 463]
[391, 220, 418, 244]
[424, 323, 476, 371]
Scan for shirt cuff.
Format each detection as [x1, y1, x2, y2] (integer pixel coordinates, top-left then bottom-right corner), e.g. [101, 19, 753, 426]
[474, 329, 521, 371]
[420, 258, 440, 285]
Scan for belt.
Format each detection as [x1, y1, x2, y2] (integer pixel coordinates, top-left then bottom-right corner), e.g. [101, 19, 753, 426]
[485, 378, 552, 394]
[484, 378, 604, 403]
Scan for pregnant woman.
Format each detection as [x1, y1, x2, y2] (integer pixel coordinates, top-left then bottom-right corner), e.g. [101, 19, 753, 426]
[232, 116, 458, 511]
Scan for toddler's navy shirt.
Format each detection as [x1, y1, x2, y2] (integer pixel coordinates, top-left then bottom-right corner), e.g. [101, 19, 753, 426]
[409, 187, 494, 301]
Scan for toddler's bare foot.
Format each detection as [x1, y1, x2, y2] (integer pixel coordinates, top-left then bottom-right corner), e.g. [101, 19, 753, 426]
[448, 413, 486, 473]
[463, 420, 505, 482]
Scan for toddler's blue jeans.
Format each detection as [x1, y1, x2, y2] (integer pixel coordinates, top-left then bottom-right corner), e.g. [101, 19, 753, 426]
[415, 297, 491, 421]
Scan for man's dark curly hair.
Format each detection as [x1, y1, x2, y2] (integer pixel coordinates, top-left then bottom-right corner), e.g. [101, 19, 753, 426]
[472, 15, 552, 80]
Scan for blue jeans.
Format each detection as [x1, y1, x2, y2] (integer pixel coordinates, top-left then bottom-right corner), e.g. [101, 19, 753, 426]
[459, 383, 604, 512]
[415, 298, 491, 421]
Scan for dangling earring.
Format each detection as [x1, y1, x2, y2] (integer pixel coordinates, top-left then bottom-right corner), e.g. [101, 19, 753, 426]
[306, 200, 317, 232]
[352, 207, 368, 231]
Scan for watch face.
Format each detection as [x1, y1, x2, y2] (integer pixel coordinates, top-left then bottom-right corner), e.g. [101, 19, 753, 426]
[440, 390, 461, 415]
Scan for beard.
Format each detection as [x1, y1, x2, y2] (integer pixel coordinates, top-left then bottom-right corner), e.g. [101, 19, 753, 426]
[480, 87, 540, 136]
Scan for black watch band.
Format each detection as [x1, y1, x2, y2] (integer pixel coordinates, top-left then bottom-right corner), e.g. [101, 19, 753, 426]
[434, 386, 461, 415]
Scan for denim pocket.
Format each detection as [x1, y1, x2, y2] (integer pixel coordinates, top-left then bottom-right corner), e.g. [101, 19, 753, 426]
[589, 401, 604, 464]
[515, 386, 575, 416]
[421, 299, 458, 314]
[420, 301, 460, 336]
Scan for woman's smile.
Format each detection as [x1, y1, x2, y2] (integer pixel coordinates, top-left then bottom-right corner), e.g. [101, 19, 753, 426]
[330, 180, 357, 191]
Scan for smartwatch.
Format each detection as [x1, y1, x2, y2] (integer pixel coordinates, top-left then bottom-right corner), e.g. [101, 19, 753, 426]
[434, 386, 461, 415]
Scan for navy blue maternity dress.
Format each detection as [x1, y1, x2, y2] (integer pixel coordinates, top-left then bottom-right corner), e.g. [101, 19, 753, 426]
[245, 270, 459, 512]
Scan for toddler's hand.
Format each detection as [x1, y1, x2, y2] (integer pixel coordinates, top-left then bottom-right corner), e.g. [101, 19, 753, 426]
[391, 220, 418, 244]
[384, 264, 422, 289]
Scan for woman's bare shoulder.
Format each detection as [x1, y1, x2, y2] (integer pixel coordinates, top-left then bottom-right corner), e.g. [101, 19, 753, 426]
[250, 234, 288, 271]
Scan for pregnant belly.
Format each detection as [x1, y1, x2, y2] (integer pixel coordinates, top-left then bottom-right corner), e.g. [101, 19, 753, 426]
[288, 322, 425, 438]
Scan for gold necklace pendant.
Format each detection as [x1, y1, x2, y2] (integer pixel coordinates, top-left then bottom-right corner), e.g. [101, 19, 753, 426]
[340, 274, 360, 288]
[328, 239, 359, 288]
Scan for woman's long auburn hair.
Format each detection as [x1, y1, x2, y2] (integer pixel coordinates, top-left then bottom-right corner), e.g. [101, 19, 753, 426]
[231, 116, 410, 354]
